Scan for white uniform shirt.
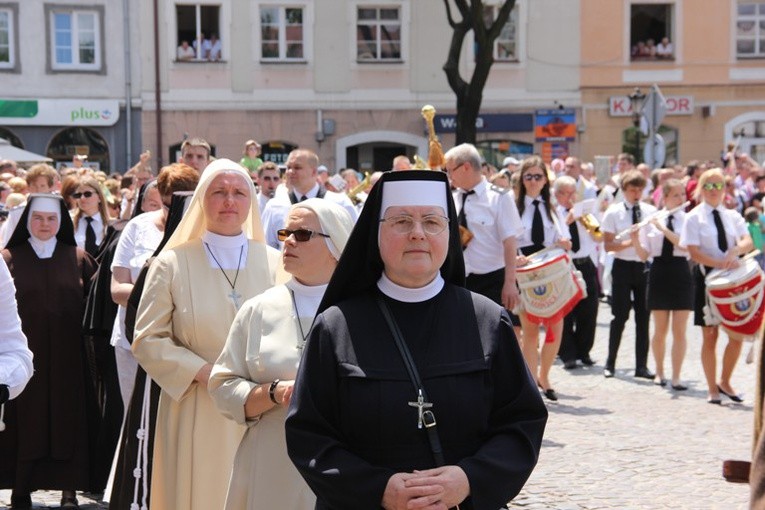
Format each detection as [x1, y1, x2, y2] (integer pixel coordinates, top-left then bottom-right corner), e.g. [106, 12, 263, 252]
[517, 195, 567, 251]
[73, 213, 105, 250]
[638, 209, 689, 259]
[576, 176, 597, 201]
[110, 211, 164, 349]
[261, 183, 357, 249]
[453, 178, 522, 275]
[601, 200, 657, 262]
[556, 204, 598, 259]
[679, 202, 748, 259]
[0, 260, 33, 400]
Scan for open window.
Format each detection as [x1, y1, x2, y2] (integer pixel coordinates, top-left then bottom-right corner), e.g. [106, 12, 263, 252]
[176, 4, 221, 61]
[630, 3, 674, 61]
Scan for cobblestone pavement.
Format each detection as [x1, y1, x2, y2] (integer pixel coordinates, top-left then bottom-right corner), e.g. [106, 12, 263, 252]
[1, 303, 758, 509]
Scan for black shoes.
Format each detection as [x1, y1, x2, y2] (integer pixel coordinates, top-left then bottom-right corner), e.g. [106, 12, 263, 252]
[634, 368, 655, 379]
[542, 388, 558, 401]
[671, 383, 688, 391]
[563, 360, 578, 370]
[603, 366, 615, 378]
[580, 356, 596, 366]
[717, 385, 744, 403]
[10, 492, 32, 509]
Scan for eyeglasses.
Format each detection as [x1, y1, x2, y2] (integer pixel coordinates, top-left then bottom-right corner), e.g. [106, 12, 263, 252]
[523, 173, 546, 181]
[379, 215, 449, 235]
[702, 182, 724, 191]
[72, 191, 95, 199]
[446, 163, 465, 174]
[277, 228, 330, 242]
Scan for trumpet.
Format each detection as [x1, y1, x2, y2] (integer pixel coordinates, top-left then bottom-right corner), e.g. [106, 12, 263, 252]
[347, 172, 371, 205]
[578, 213, 604, 242]
[613, 201, 690, 240]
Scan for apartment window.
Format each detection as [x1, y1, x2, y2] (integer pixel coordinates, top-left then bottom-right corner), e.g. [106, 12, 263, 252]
[260, 6, 304, 60]
[176, 4, 221, 61]
[630, 3, 674, 61]
[0, 7, 14, 68]
[482, 3, 519, 62]
[356, 7, 401, 61]
[737, 2, 765, 58]
[50, 9, 101, 70]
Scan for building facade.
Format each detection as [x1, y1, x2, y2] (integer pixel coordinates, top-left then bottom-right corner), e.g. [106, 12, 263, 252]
[139, 0, 580, 171]
[579, 0, 765, 167]
[0, 0, 143, 171]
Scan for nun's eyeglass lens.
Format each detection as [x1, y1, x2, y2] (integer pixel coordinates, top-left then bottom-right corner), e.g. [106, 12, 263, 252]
[380, 215, 449, 235]
[277, 228, 331, 242]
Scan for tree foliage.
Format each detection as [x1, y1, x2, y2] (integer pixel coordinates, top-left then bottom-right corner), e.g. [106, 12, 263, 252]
[442, 0, 516, 144]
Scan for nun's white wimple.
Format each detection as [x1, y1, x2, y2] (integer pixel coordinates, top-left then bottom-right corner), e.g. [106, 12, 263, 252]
[379, 181, 447, 219]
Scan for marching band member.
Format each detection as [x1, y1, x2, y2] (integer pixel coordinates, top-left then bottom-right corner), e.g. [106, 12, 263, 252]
[679, 168, 753, 404]
[553, 176, 600, 370]
[601, 170, 657, 380]
[634, 178, 692, 390]
[515, 156, 571, 401]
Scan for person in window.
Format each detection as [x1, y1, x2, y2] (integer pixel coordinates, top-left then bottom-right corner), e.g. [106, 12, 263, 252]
[656, 37, 673, 59]
[209, 198, 354, 510]
[177, 40, 195, 61]
[285, 170, 547, 510]
[208, 33, 222, 61]
[0, 195, 98, 510]
[193, 32, 211, 59]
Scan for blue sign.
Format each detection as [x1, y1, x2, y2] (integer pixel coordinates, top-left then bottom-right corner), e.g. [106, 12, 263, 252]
[434, 113, 533, 134]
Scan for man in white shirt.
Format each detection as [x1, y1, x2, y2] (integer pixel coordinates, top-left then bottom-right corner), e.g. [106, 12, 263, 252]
[256, 162, 281, 214]
[564, 156, 597, 201]
[601, 170, 657, 379]
[444, 143, 522, 311]
[261, 149, 357, 249]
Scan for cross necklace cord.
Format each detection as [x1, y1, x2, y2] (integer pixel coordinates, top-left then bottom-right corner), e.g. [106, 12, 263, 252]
[204, 242, 244, 309]
[289, 289, 311, 351]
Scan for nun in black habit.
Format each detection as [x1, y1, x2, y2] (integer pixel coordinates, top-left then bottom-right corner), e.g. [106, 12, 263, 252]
[0, 194, 98, 509]
[285, 170, 547, 510]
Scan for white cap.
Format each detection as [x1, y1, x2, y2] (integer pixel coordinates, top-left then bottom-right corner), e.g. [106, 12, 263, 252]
[317, 165, 329, 174]
[503, 156, 520, 167]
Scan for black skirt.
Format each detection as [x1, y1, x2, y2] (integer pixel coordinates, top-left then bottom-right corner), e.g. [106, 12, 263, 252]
[647, 256, 694, 311]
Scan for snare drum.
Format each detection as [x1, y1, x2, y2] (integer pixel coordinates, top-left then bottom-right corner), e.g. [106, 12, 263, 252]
[705, 256, 765, 337]
[516, 248, 586, 325]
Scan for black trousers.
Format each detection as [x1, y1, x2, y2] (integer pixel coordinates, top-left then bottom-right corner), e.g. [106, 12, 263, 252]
[560, 257, 599, 363]
[606, 259, 650, 370]
[465, 268, 504, 307]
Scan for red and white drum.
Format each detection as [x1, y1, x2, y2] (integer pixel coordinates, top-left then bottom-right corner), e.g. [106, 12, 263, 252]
[516, 248, 586, 325]
[705, 256, 765, 337]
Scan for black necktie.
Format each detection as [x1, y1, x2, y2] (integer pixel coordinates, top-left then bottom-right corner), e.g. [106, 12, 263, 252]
[299, 195, 307, 202]
[712, 209, 728, 253]
[567, 209, 580, 253]
[531, 200, 544, 248]
[84, 216, 98, 256]
[458, 190, 474, 229]
[660, 214, 674, 259]
[632, 203, 641, 225]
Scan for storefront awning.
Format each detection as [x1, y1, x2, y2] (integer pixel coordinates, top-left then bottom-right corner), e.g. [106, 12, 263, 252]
[0, 138, 53, 164]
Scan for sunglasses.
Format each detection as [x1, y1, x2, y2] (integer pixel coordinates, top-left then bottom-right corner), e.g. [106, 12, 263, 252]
[702, 182, 724, 191]
[277, 228, 330, 242]
[72, 191, 95, 199]
[523, 173, 546, 181]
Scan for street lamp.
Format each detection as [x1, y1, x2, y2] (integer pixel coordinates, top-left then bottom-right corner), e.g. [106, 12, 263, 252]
[628, 87, 646, 162]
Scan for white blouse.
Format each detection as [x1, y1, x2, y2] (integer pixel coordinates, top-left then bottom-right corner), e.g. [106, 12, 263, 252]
[517, 195, 567, 250]
[638, 209, 689, 259]
[680, 202, 748, 259]
[202, 230, 250, 269]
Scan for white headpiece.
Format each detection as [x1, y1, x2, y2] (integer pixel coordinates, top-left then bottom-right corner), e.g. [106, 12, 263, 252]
[26, 196, 61, 237]
[379, 180, 447, 220]
[291, 198, 354, 261]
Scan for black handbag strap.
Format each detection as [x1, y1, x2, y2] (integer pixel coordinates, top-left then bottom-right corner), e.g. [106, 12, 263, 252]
[376, 296, 445, 467]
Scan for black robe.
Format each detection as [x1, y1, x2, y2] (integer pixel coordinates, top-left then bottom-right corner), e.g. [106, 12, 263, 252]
[0, 242, 97, 492]
[286, 284, 548, 510]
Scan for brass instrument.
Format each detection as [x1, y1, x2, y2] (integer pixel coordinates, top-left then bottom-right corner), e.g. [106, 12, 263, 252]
[347, 172, 371, 205]
[578, 213, 603, 241]
[613, 201, 690, 241]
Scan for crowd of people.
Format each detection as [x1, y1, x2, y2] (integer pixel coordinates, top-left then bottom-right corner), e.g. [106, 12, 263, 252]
[0, 134, 763, 509]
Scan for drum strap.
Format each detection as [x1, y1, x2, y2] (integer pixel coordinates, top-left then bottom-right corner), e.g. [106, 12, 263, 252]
[376, 296, 446, 468]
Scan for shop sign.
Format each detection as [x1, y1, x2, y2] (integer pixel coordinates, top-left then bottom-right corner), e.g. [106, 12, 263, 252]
[535, 109, 577, 142]
[0, 99, 120, 126]
[609, 95, 693, 117]
[433, 113, 533, 134]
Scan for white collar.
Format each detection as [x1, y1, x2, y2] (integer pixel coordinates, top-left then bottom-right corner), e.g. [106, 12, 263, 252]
[202, 230, 247, 248]
[28, 236, 57, 259]
[297, 183, 320, 200]
[377, 272, 444, 303]
[524, 194, 543, 207]
[285, 277, 329, 298]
